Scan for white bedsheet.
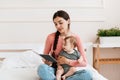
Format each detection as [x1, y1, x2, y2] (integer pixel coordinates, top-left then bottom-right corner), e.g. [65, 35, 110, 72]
[0, 50, 108, 80]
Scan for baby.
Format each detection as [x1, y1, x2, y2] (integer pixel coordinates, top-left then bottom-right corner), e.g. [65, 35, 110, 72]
[56, 36, 82, 80]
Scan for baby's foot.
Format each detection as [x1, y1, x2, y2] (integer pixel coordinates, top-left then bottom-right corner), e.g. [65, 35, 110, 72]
[62, 75, 66, 80]
[56, 76, 61, 80]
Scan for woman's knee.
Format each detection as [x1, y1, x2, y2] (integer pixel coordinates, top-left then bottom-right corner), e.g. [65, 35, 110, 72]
[85, 69, 93, 80]
[66, 69, 93, 80]
[37, 64, 56, 80]
[78, 69, 93, 80]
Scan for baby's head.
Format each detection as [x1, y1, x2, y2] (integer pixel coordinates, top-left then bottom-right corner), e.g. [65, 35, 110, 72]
[63, 36, 77, 52]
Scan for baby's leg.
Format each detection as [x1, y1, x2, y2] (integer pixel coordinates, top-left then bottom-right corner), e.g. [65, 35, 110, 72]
[62, 67, 76, 80]
[56, 66, 64, 80]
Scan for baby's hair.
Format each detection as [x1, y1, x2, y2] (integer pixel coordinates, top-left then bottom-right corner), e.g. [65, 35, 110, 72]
[64, 36, 77, 48]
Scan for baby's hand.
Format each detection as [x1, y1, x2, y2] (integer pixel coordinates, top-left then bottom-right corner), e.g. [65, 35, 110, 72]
[57, 56, 69, 64]
[57, 56, 64, 64]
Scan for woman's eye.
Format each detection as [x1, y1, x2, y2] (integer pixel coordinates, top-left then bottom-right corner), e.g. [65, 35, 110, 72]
[59, 22, 63, 24]
[54, 23, 57, 26]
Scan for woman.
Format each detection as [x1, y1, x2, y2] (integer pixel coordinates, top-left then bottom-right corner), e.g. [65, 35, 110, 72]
[37, 10, 92, 80]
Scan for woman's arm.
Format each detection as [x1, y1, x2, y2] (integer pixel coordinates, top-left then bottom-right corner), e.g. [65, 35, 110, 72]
[43, 34, 53, 54]
[43, 34, 54, 65]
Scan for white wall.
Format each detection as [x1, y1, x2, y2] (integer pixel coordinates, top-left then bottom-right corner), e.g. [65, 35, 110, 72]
[0, 0, 120, 43]
[0, 0, 104, 43]
[104, 0, 120, 25]
[0, 0, 120, 80]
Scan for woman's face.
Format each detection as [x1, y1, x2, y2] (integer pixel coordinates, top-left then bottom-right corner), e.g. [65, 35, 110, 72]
[53, 17, 70, 34]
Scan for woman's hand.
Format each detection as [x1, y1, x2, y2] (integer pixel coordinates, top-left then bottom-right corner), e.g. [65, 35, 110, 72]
[78, 56, 83, 63]
[43, 59, 52, 66]
[57, 56, 70, 65]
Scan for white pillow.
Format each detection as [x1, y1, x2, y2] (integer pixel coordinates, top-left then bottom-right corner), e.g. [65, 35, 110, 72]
[2, 55, 29, 68]
[2, 50, 43, 69]
[20, 50, 43, 68]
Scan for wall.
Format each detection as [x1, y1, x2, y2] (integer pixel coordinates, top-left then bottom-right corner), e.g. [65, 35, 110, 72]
[0, 0, 104, 43]
[0, 0, 120, 80]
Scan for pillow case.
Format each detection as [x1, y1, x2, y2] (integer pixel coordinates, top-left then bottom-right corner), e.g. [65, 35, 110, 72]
[2, 50, 43, 68]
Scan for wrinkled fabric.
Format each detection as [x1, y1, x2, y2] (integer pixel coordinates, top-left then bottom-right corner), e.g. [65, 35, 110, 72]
[37, 64, 93, 80]
[66, 70, 93, 80]
[37, 64, 56, 80]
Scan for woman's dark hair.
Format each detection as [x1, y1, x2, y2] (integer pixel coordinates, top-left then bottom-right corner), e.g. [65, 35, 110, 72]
[53, 31, 60, 52]
[52, 10, 70, 54]
[53, 10, 70, 22]
[52, 10, 71, 73]
[53, 10, 70, 29]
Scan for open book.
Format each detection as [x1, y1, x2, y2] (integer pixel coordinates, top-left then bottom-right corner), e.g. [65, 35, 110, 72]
[32, 50, 57, 63]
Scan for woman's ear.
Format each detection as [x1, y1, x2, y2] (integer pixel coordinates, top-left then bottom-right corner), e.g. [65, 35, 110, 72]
[68, 19, 70, 24]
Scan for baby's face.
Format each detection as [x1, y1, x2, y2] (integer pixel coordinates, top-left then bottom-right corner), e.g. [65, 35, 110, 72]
[62, 39, 74, 53]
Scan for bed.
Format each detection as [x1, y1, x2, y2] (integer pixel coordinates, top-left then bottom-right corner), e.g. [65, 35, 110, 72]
[0, 43, 108, 80]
